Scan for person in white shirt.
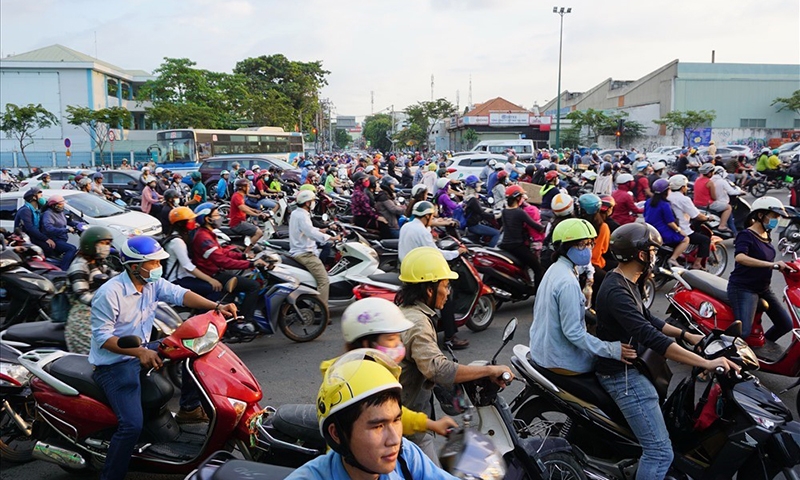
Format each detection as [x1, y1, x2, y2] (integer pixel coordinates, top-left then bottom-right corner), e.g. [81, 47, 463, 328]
[162, 207, 223, 299]
[710, 166, 743, 234]
[504, 154, 525, 176]
[289, 190, 337, 305]
[668, 175, 710, 269]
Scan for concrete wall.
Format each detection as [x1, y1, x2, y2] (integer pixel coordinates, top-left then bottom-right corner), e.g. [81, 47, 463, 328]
[596, 127, 786, 152]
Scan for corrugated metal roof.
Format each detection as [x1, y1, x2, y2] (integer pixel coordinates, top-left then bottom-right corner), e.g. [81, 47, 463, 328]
[678, 62, 800, 81]
[2, 44, 152, 78]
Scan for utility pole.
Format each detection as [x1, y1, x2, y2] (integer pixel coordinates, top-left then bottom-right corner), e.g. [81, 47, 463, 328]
[553, 6, 572, 149]
[468, 75, 473, 109]
[371, 91, 374, 115]
[431, 75, 434, 101]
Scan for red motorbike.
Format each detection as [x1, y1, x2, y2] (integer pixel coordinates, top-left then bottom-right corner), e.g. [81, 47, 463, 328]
[16, 307, 320, 474]
[352, 240, 496, 332]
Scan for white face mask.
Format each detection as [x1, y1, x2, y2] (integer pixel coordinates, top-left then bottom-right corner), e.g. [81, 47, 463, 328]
[173, 198, 180, 206]
[95, 244, 111, 259]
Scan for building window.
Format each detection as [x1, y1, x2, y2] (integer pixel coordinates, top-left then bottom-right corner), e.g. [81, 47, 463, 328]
[794, 119, 800, 129]
[740, 118, 766, 128]
[107, 78, 118, 97]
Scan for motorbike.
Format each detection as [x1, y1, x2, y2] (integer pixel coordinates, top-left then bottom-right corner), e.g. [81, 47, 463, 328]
[352, 238, 497, 332]
[0, 248, 60, 330]
[0, 341, 36, 463]
[509, 322, 800, 479]
[748, 169, 793, 198]
[183, 450, 294, 480]
[471, 245, 538, 308]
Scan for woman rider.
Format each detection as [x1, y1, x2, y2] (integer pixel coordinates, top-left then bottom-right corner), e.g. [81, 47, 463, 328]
[643, 178, 690, 268]
[498, 185, 546, 290]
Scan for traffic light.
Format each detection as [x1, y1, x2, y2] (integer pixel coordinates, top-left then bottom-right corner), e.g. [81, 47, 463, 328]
[615, 119, 625, 147]
[312, 128, 317, 135]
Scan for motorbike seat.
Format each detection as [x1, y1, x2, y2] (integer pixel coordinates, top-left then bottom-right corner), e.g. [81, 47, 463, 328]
[367, 272, 403, 287]
[380, 239, 399, 251]
[3, 321, 65, 347]
[486, 248, 525, 268]
[45, 354, 108, 404]
[213, 460, 295, 480]
[280, 255, 309, 271]
[681, 269, 730, 304]
[527, 355, 628, 426]
[272, 404, 325, 446]
[265, 239, 291, 251]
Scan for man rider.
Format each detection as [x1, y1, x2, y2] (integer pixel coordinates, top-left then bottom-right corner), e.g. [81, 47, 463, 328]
[216, 170, 230, 201]
[14, 187, 56, 256]
[90, 235, 238, 480]
[230, 178, 266, 256]
[756, 147, 783, 182]
[187, 171, 206, 207]
[289, 190, 336, 306]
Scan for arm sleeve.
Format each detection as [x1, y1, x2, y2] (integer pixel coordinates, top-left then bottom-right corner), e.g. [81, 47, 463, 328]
[734, 231, 754, 257]
[156, 278, 188, 306]
[607, 281, 673, 355]
[90, 288, 121, 350]
[558, 282, 621, 360]
[401, 406, 429, 435]
[439, 193, 458, 211]
[170, 239, 197, 272]
[405, 321, 458, 385]
[299, 214, 331, 244]
[199, 237, 252, 270]
[68, 267, 95, 305]
[16, 208, 49, 242]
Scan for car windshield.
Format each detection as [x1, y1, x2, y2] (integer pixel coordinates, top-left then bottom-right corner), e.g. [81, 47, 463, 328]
[266, 158, 295, 170]
[64, 192, 125, 218]
[777, 142, 800, 153]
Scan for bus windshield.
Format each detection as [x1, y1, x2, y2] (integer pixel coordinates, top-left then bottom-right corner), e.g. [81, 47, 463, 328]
[157, 131, 196, 165]
[156, 128, 304, 167]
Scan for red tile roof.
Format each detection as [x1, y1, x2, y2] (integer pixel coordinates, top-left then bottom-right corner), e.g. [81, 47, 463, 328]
[465, 97, 529, 116]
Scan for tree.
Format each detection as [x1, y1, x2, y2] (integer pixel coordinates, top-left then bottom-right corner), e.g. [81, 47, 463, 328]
[66, 106, 131, 158]
[596, 113, 646, 142]
[404, 98, 457, 151]
[0, 103, 58, 175]
[462, 128, 479, 150]
[772, 90, 800, 115]
[560, 127, 581, 149]
[362, 114, 393, 152]
[393, 123, 426, 150]
[653, 110, 716, 146]
[565, 108, 609, 143]
[334, 129, 351, 149]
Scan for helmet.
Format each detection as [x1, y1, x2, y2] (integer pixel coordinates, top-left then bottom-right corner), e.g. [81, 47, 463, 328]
[296, 190, 316, 205]
[772, 149, 780, 155]
[429, 163, 438, 171]
[668, 174, 688, 190]
[436, 178, 450, 191]
[220, 170, 230, 176]
[539, 160, 551, 169]
[352, 171, 368, 185]
[169, 206, 197, 225]
[380, 176, 398, 190]
[120, 235, 170, 264]
[244, 170, 254, 177]
[417, 160, 426, 166]
[252, 164, 261, 171]
[299, 184, 316, 192]
[46, 194, 65, 206]
[609, 223, 663, 263]
[367, 175, 377, 189]
[398, 246, 458, 283]
[761, 147, 771, 154]
[510, 171, 519, 181]
[497, 170, 509, 181]
[615, 173, 634, 185]
[194, 202, 217, 225]
[411, 184, 428, 198]
[652, 161, 666, 171]
[591, 150, 598, 155]
[552, 218, 597, 244]
[237, 168, 246, 175]
[652, 178, 670, 194]
[698, 163, 714, 175]
[155, 167, 164, 175]
[578, 193, 602, 215]
[234, 178, 249, 189]
[341, 298, 414, 343]
[545, 170, 559, 181]
[552, 193, 574, 217]
[635, 161, 649, 172]
[142, 166, 150, 172]
[365, 165, 375, 174]
[751, 196, 787, 217]
[505, 185, 525, 199]
[525, 164, 536, 177]
[599, 195, 615, 212]
[173, 173, 183, 180]
[411, 200, 435, 218]
[23, 187, 42, 201]
[713, 166, 726, 176]
[487, 159, 497, 167]
[190, 171, 202, 181]
[317, 349, 402, 438]
[163, 189, 180, 202]
[78, 178, 92, 187]
[79, 226, 114, 257]
[464, 175, 481, 188]
[635, 154, 646, 161]
[92, 172, 104, 180]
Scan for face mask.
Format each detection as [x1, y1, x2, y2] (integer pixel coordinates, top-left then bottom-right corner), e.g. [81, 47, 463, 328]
[211, 217, 223, 228]
[186, 219, 197, 230]
[566, 246, 592, 266]
[37, 197, 46, 207]
[173, 198, 180, 206]
[95, 244, 111, 259]
[247, 176, 254, 181]
[765, 218, 779, 231]
[141, 265, 162, 283]
[53, 205, 64, 212]
[374, 343, 406, 363]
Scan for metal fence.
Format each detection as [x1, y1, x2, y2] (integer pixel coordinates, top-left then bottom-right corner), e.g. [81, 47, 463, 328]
[0, 150, 153, 172]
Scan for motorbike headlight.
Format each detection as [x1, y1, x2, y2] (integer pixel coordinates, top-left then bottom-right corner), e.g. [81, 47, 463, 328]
[109, 225, 143, 237]
[182, 323, 219, 356]
[0, 362, 31, 387]
[698, 301, 716, 319]
[734, 337, 760, 369]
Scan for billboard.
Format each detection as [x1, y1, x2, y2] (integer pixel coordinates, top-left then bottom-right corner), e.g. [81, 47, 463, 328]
[489, 113, 530, 126]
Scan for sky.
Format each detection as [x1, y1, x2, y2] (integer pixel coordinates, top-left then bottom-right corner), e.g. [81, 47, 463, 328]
[2, 0, 799, 120]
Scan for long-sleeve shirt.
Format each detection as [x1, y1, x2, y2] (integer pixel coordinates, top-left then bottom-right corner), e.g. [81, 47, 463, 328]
[375, 191, 406, 229]
[398, 218, 459, 262]
[711, 176, 742, 205]
[141, 185, 160, 214]
[13, 203, 49, 243]
[463, 196, 493, 227]
[530, 257, 621, 373]
[89, 273, 187, 366]
[435, 189, 458, 218]
[68, 256, 118, 305]
[289, 208, 330, 256]
[610, 187, 642, 226]
[498, 208, 543, 248]
[191, 227, 251, 276]
[41, 209, 70, 242]
[350, 185, 378, 220]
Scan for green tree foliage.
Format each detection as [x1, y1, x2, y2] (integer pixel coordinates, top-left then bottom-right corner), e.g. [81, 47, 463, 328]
[66, 105, 131, 157]
[363, 114, 393, 152]
[462, 128, 479, 149]
[772, 90, 800, 114]
[565, 108, 609, 143]
[402, 99, 457, 151]
[0, 103, 58, 174]
[334, 129, 351, 149]
[394, 123, 426, 150]
[653, 110, 716, 146]
[560, 127, 581, 149]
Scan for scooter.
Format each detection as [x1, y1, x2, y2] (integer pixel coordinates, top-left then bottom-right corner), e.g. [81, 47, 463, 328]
[471, 245, 538, 308]
[651, 219, 729, 291]
[664, 246, 800, 379]
[0, 341, 36, 463]
[510, 322, 800, 479]
[183, 450, 294, 480]
[0, 248, 59, 330]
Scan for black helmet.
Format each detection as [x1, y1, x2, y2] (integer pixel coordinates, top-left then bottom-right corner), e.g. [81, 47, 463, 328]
[352, 171, 367, 185]
[380, 176, 398, 190]
[525, 164, 536, 176]
[609, 223, 663, 263]
[367, 175, 377, 189]
[163, 188, 180, 201]
[80, 226, 114, 257]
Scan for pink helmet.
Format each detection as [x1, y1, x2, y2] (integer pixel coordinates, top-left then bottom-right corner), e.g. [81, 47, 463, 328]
[46, 194, 66, 206]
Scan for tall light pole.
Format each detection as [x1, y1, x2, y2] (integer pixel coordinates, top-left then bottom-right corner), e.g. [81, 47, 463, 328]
[553, 6, 571, 149]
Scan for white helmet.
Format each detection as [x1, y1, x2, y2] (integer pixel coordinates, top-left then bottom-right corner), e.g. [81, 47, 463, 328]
[365, 165, 375, 173]
[539, 160, 551, 169]
[635, 161, 649, 172]
[551, 193, 575, 217]
[296, 190, 316, 205]
[615, 173, 634, 184]
[581, 170, 597, 181]
[436, 177, 450, 190]
[155, 167, 164, 175]
[252, 164, 261, 171]
[652, 161, 666, 171]
[751, 196, 787, 217]
[341, 298, 414, 343]
[487, 159, 497, 167]
[635, 154, 646, 161]
[591, 150, 598, 155]
[713, 166, 726, 176]
[761, 147, 771, 154]
[668, 174, 689, 190]
[411, 184, 428, 197]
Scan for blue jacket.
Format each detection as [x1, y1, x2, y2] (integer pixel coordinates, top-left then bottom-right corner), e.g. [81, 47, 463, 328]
[41, 209, 70, 242]
[14, 203, 49, 243]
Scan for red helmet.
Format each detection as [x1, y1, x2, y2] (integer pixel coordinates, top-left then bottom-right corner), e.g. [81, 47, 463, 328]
[545, 171, 559, 181]
[505, 185, 525, 199]
[497, 170, 509, 180]
[599, 195, 616, 212]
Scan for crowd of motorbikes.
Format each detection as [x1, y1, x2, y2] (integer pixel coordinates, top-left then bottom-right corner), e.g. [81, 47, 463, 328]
[2, 151, 800, 479]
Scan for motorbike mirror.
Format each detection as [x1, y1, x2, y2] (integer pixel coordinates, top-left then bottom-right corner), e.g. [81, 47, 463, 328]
[502, 318, 517, 343]
[224, 277, 238, 293]
[117, 336, 142, 349]
[724, 320, 743, 338]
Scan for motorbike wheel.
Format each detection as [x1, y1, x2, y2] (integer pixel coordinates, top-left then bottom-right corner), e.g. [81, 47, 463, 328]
[217, 204, 230, 218]
[0, 400, 36, 463]
[465, 295, 496, 332]
[749, 181, 768, 198]
[539, 452, 587, 480]
[642, 277, 656, 310]
[278, 295, 328, 342]
[706, 243, 729, 277]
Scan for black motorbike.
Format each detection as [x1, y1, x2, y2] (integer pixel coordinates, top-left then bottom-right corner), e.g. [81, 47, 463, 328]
[509, 322, 800, 479]
[0, 341, 35, 463]
[0, 248, 60, 330]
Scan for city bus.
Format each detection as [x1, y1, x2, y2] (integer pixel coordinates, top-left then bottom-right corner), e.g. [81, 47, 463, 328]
[155, 127, 304, 172]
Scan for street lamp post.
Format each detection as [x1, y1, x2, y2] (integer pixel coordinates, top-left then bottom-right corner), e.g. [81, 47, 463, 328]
[553, 6, 571, 149]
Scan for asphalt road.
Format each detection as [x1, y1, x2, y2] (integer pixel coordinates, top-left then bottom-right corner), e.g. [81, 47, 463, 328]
[3, 210, 799, 479]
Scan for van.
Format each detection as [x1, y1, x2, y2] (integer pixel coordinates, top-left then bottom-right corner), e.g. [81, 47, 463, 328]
[471, 139, 535, 161]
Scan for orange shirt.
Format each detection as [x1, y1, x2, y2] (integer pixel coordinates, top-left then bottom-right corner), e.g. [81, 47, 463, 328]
[591, 222, 610, 269]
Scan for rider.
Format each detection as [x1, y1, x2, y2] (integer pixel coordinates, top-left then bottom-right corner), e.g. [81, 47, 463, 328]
[216, 170, 230, 201]
[396, 246, 513, 464]
[13, 187, 56, 257]
[375, 176, 406, 239]
[289, 190, 336, 306]
[644, 178, 691, 268]
[287, 350, 457, 479]
[693, 162, 732, 233]
[90, 236, 237, 480]
[90, 172, 107, 197]
[727, 196, 794, 348]
[462, 175, 500, 247]
[65, 226, 118, 354]
[529, 218, 637, 373]
[479, 158, 497, 183]
[41, 194, 80, 270]
[711, 165, 743, 234]
[756, 147, 782, 181]
[491, 170, 509, 217]
[499, 185, 546, 289]
[230, 178, 266, 256]
[141, 176, 163, 217]
[593, 161, 614, 196]
[351, 171, 391, 238]
[595, 223, 737, 480]
[434, 177, 458, 219]
[160, 188, 181, 233]
[668, 174, 710, 270]
[187, 171, 206, 207]
[539, 170, 561, 221]
[610, 173, 642, 226]
[163, 207, 223, 300]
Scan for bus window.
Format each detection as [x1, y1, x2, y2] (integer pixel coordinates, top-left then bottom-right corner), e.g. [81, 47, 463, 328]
[160, 138, 194, 164]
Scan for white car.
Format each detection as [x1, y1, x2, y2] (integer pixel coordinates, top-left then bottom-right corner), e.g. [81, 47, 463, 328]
[777, 142, 800, 162]
[725, 145, 755, 160]
[18, 168, 83, 190]
[445, 153, 511, 181]
[646, 146, 682, 163]
[0, 190, 162, 248]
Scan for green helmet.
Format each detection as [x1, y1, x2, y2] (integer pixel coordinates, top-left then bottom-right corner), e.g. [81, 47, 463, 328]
[190, 171, 202, 181]
[411, 201, 436, 218]
[552, 218, 597, 245]
[80, 226, 114, 257]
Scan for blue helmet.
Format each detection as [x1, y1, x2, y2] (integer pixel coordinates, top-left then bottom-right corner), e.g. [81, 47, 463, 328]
[578, 193, 602, 215]
[194, 201, 217, 225]
[464, 175, 481, 188]
[120, 236, 169, 265]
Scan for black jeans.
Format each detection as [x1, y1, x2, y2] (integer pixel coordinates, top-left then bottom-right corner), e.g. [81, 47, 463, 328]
[439, 297, 458, 339]
[688, 231, 710, 258]
[214, 271, 260, 320]
[499, 243, 543, 290]
[354, 215, 392, 239]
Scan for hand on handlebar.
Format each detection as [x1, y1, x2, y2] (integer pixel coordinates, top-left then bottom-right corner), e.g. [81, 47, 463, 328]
[705, 356, 740, 376]
[137, 348, 162, 370]
[774, 261, 795, 273]
[489, 365, 514, 387]
[427, 416, 459, 436]
[217, 302, 238, 319]
[457, 245, 469, 255]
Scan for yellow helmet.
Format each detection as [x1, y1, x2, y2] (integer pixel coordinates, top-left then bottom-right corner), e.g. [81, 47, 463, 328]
[398, 247, 458, 283]
[317, 349, 402, 437]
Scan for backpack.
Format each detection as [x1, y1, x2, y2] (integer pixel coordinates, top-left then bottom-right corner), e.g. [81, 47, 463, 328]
[451, 205, 468, 229]
[159, 233, 182, 279]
